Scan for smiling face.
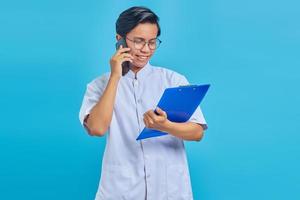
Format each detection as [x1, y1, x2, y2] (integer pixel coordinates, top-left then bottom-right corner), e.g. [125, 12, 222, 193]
[117, 23, 159, 73]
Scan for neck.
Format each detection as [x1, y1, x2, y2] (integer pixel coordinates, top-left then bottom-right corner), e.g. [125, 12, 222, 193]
[129, 63, 143, 74]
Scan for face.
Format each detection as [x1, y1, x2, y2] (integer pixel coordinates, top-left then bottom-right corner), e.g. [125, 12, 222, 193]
[117, 23, 159, 70]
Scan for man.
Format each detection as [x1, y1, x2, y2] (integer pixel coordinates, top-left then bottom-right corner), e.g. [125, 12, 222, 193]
[79, 6, 207, 200]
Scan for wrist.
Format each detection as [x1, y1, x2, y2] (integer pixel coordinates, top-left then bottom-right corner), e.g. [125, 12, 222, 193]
[110, 74, 121, 81]
[161, 119, 173, 133]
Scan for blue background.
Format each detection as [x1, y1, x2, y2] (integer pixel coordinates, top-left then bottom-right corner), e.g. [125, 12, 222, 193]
[1, 0, 299, 199]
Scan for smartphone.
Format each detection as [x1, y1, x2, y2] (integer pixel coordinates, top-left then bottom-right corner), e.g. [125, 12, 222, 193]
[115, 38, 130, 76]
[115, 38, 127, 49]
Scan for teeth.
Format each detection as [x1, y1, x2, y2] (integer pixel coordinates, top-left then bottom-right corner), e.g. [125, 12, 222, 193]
[137, 55, 148, 60]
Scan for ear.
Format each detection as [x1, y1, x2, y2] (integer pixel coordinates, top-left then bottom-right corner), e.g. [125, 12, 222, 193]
[116, 34, 122, 41]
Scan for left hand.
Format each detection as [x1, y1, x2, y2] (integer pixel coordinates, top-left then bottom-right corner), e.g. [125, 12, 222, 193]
[143, 107, 169, 131]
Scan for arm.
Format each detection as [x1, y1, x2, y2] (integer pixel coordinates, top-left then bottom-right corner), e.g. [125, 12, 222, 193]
[85, 45, 134, 136]
[85, 75, 120, 136]
[162, 121, 204, 141]
[143, 107, 204, 141]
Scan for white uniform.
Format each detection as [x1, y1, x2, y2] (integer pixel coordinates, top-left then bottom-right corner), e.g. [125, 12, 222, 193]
[79, 62, 207, 200]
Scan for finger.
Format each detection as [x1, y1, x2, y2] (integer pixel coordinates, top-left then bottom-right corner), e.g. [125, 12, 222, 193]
[122, 57, 133, 63]
[149, 110, 166, 123]
[116, 47, 131, 55]
[143, 111, 151, 118]
[155, 107, 167, 117]
[143, 111, 150, 117]
[116, 53, 134, 62]
[145, 115, 154, 125]
[116, 54, 133, 63]
[144, 114, 149, 123]
[120, 53, 134, 59]
[146, 115, 156, 126]
[147, 111, 158, 122]
[155, 107, 163, 115]
[143, 118, 149, 128]
[143, 110, 154, 120]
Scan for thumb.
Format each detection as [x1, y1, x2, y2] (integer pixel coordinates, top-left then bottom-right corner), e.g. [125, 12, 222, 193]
[155, 107, 165, 116]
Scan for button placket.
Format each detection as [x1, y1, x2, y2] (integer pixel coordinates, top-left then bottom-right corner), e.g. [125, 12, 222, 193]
[134, 78, 151, 188]
[135, 80, 145, 131]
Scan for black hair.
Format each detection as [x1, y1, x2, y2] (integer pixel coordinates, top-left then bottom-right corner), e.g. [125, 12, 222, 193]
[116, 6, 161, 38]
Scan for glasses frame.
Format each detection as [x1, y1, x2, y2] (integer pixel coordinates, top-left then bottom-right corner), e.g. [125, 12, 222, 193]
[126, 37, 162, 50]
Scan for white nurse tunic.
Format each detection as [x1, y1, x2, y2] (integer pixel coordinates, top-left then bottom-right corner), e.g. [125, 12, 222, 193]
[79, 62, 207, 200]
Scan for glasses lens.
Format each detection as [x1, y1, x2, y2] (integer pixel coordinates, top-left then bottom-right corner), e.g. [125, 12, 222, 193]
[152, 39, 161, 49]
[149, 40, 157, 50]
[133, 38, 161, 50]
[134, 41, 143, 49]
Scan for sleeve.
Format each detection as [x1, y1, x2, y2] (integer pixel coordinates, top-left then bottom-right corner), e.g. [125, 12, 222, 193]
[78, 75, 108, 126]
[173, 73, 208, 130]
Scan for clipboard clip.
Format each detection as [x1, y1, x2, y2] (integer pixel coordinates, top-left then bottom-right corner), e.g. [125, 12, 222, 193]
[178, 84, 198, 91]
[179, 84, 198, 87]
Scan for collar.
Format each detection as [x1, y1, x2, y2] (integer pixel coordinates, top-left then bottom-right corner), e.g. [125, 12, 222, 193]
[125, 62, 152, 80]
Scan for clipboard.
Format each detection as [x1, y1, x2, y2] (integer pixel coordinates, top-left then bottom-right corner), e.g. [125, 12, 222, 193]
[136, 84, 210, 140]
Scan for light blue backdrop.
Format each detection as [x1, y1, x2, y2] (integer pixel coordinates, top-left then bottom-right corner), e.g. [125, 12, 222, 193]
[1, 0, 299, 199]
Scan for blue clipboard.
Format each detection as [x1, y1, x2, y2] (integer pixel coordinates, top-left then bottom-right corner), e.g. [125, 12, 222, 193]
[136, 84, 210, 140]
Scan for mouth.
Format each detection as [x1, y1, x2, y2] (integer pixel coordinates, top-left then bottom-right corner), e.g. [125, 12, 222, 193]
[136, 55, 150, 61]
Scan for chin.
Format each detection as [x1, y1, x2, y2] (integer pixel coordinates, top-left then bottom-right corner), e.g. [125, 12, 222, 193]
[133, 60, 149, 68]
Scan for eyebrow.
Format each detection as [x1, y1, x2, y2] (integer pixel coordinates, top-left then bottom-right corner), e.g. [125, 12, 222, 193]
[133, 37, 157, 40]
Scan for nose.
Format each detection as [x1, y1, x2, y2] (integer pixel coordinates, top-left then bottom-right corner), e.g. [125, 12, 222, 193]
[140, 42, 151, 53]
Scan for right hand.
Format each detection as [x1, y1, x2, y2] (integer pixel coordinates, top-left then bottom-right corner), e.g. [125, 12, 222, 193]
[110, 45, 134, 78]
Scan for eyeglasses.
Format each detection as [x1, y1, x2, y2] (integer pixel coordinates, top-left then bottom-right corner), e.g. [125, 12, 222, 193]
[126, 37, 162, 50]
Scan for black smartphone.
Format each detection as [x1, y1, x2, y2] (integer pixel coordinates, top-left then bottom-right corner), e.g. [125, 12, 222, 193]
[115, 38, 130, 76]
[115, 38, 127, 49]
